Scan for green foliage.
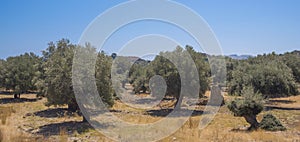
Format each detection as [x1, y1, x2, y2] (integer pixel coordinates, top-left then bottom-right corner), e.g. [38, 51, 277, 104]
[186, 46, 210, 95]
[42, 39, 77, 109]
[259, 114, 286, 131]
[41, 39, 114, 111]
[111, 56, 132, 93]
[149, 53, 180, 98]
[225, 57, 239, 83]
[228, 86, 264, 130]
[228, 53, 298, 97]
[96, 52, 114, 107]
[227, 86, 264, 117]
[127, 46, 210, 109]
[281, 52, 300, 83]
[147, 46, 210, 99]
[128, 58, 151, 94]
[0, 53, 40, 95]
[32, 56, 46, 97]
[0, 59, 5, 89]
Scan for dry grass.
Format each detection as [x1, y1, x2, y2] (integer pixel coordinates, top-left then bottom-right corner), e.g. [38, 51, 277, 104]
[0, 115, 42, 142]
[156, 94, 300, 142]
[0, 106, 15, 125]
[1, 93, 300, 141]
[0, 129, 3, 142]
[59, 128, 68, 142]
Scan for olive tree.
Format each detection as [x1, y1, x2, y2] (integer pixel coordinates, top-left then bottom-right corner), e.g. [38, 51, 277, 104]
[228, 58, 298, 97]
[41, 39, 114, 120]
[42, 39, 78, 110]
[130, 46, 210, 109]
[281, 52, 300, 83]
[95, 51, 114, 107]
[227, 86, 264, 130]
[0, 53, 40, 98]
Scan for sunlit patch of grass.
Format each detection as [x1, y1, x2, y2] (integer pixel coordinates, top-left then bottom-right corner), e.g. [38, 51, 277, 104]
[0, 118, 44, 142]
[59, 127, 68, 142]
[0, 106, 15, 125]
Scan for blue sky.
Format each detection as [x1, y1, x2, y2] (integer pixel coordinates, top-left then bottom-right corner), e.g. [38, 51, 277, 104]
[0, 0, 299, 59]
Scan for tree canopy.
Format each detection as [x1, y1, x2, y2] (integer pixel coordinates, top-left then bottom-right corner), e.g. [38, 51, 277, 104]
[128, 46, 210, 109]
[0, 52, 40, 98]
[37, 39, 114, 114]
[228, 52, 298, 97]
[227, 86, 264, 130]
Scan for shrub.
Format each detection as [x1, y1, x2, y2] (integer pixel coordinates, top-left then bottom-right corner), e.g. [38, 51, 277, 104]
[259, 114, 286, 131]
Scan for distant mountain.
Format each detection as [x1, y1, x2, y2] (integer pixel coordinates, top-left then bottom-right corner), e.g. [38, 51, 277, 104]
[291, 50, 300, 56]
[228, 54, 253, 60]
[117, 56, 150, 64]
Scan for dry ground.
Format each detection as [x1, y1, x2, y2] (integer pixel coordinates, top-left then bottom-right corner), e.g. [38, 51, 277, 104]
[0, 93, 300, 142]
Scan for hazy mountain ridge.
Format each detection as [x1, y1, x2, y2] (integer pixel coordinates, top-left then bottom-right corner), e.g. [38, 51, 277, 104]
[227, 54, 253, 60]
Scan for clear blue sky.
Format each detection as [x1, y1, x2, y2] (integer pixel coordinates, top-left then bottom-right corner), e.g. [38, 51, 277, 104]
[0, 0, 299, 59]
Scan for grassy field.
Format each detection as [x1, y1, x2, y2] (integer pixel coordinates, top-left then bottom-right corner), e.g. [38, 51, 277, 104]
[0, 93, 300, 142]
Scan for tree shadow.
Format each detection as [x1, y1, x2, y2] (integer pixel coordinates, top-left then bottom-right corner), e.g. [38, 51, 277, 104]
[267, 100, 296, 104]
[34, 121, 93, 137]
[0, 91, 13, 95]
[133, 98, 161, 105]
[0, 98, 38, 104]
[265, 106, 300, 111]
[162, 97, 176, 101]
[32, 108, 76, 118]
[146, 108, 203, 117]
[34, 120, 112, 137]
[230, 127, 252, 132]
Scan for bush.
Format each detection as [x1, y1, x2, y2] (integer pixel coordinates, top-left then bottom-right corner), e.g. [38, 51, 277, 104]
[259, 114, 286, 131]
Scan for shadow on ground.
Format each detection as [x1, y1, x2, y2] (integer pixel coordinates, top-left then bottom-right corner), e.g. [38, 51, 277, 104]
[0, 91, 13, 95]
[265, 106, 300, 111]
[33, 108, 76, 118]
[34, 120, 112, 137]
[0, 97, 38, 104]
[146, 109, 203, 117]
[267, 100, 296, 104]
[34, 121, 93, 136]
[230, 127, 251, 132]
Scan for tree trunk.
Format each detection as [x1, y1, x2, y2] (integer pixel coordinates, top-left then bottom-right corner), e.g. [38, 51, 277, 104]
[14, 93, 20, 99]
[76, 102, 91, 122]
[174, 95, 183, 110]
[68, 102, 79, 112]
[244, 115, 259, 130]
[82, 114, 90, 122]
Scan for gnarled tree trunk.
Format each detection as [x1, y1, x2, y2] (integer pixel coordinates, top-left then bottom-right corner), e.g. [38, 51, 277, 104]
[244, 115, 259, 130]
